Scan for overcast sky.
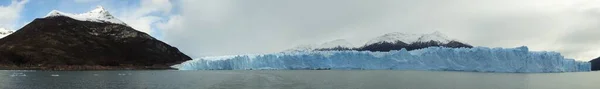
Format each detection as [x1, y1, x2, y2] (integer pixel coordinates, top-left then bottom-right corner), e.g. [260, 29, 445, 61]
[0, 0, 599, 61]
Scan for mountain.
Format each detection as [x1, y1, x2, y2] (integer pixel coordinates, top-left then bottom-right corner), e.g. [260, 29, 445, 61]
[0, 6, 191, 70]
[286, 39, 354, 52]
[590, 57, 600, 71]
[365, 31, 452, 45]
[358, 40, 472, 52]
[288, 31, 472, 52]
[365, 32, 421, 45]
[0, 28, 14, 38]
[46, 6, 125, 25]
[358, 31, 471, 51]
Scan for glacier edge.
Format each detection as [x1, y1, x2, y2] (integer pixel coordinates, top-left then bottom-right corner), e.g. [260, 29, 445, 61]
[172, 46, 590, 73]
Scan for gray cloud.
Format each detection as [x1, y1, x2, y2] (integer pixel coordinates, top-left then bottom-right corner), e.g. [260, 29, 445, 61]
[158, 0, 600, 61]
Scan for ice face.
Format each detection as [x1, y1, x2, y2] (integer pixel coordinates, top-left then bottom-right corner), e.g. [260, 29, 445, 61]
[173, 46, 590, 73]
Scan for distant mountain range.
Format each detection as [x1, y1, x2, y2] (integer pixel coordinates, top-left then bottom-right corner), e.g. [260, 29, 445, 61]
[286, 39, 354, 52]
[287, 31, 473, 52]
[0, 6, 191, 70]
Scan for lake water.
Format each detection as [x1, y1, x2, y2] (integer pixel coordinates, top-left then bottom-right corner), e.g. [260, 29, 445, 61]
[1, 70, 599, 89]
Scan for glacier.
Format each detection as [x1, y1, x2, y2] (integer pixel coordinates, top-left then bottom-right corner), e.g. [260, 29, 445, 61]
[172, 46, 591, 73]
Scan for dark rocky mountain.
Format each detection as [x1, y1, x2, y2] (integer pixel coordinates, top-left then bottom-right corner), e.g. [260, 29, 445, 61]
[293, 31, 473, 52]
[0, 16, 191, 70]
[357, 40, 472, 51]
[590, 57, 600, 71]
[355, 41, 409, 52]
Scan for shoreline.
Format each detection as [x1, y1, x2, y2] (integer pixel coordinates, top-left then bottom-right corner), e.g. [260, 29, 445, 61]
[0, 65, 176, 71]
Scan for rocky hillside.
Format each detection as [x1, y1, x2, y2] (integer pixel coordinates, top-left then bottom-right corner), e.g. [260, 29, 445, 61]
[0, 7, 191, 70]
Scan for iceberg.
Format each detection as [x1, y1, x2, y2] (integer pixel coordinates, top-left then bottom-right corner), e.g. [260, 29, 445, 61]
[172, 46, 590, 73]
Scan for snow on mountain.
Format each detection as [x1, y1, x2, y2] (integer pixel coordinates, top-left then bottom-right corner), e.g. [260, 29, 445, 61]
[365, 31, 452, 45]
[0, 28, 14, 38]
[365, 32, 420, 45]
[287, 39, 354, 52]
[45, 6, 126, 25]
[417, 31, 451, 43]
[318, 39, 354, 48]
[173, 46, 591, 73]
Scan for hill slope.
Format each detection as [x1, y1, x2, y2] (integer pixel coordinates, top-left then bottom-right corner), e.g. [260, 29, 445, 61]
[0, 7, 191, 70]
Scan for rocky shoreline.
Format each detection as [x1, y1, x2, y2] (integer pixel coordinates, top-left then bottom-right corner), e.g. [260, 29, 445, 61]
[0, 65, 176, 71]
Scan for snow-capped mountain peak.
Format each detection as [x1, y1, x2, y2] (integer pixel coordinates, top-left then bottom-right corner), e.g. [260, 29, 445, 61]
[89, 6, 106, 13]
[287, 39, 354, 52]
[318, 39, 354, 48]
[45, 6, 126, 25]
[416, 31, 451, 43]
[365, 32, 420, 45]
[0, 28, 14, 38]
[366, 31, 452, 45]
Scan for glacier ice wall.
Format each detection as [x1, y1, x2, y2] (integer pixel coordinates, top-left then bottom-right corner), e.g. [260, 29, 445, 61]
[173, 46, 590, 73]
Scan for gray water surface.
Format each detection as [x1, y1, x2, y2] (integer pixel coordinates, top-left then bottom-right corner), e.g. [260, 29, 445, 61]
[0, 70, 599, 89]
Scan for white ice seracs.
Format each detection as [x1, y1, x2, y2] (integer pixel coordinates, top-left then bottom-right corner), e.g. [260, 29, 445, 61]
[173, 46, 590, 73]
[365, 31, 452, 45]
[45, 6, 126, 25]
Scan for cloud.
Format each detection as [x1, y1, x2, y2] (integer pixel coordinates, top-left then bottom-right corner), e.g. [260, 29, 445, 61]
[158, 0, 600, 61]
[0, 0, 28, 29]
[116, 0, 172, 34]
[158, 0, 392, 57]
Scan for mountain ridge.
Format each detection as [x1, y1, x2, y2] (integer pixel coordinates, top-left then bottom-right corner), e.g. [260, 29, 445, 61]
[0, 6, 191, 70]
[286, 39, 354, 52]
[45, 6, 126, 25]
[365, 31, 452, 45]
[287, 31, 473, 52]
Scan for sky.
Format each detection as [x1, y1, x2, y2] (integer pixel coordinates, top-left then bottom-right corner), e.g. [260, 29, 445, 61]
[0, 0, 599, 61]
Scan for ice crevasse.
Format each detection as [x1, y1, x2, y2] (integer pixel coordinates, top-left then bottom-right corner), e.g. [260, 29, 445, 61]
[172, 46, 590, 73]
